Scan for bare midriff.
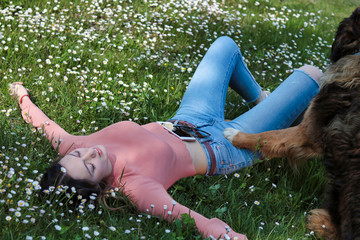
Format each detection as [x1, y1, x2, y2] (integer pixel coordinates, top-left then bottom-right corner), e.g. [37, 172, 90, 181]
[184, 140, 208, 175]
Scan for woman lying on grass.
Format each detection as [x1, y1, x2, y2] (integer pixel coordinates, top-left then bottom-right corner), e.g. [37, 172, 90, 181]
[10, 36, 322, 240]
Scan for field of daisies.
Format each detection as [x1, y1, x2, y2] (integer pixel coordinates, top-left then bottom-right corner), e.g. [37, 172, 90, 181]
[0, 0, 355, 239]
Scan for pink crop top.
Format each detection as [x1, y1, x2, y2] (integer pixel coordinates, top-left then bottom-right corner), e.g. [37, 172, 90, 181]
[20, 97, 245, 240]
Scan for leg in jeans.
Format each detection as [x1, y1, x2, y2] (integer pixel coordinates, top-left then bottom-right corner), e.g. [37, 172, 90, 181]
[169, 36, 321, 175]
[172, 35, 321, 133]
[226, 69, 320, 133]
[172, 36, 262, 122]
[222, 67, 321, 166]
[217, 67, 321, 174]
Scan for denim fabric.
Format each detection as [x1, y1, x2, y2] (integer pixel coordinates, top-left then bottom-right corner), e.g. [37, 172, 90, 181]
[168, 36, 320, 175]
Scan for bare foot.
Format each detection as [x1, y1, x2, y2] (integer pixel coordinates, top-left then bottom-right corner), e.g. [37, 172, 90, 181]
[254, 90, 270, 105]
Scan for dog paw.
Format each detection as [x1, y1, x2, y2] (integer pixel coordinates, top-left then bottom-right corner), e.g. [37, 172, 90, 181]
[223, 128, 240, 143]
[306, 209, 338, 240]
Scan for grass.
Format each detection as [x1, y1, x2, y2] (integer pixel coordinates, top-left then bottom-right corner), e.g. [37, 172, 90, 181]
[0, 0, 355, 239]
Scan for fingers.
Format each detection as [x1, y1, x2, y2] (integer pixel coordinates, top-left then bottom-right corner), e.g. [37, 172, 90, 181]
[8, 84, 17, 95]
[9, 82, 26, 92]
[9, 83, 20, 95]
[9, 82, 24, 89]
[8, 82, 29, 103]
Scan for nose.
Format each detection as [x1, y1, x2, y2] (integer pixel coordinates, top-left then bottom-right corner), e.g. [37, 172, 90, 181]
[83, 148, 96, 160]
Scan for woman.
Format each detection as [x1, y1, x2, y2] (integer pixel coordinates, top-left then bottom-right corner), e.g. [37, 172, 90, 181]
[10, 36, 322, 240]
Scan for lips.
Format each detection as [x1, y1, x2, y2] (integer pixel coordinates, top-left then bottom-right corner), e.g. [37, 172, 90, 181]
[94, 147, 102, 157]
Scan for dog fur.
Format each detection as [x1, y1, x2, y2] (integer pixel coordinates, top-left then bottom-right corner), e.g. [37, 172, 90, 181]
[224, 7, 360, 240]
[307, 104, 360, 239]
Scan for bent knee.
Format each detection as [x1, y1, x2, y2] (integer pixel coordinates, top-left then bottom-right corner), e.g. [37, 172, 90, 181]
[298, 65, 323, 84]
[213, 36, 237, 48]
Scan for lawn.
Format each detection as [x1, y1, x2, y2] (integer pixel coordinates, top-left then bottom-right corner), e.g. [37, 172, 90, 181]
[0, 0, 357, 239]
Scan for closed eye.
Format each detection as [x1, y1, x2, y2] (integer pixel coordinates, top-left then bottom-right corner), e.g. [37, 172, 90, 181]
[70, 151, 80, 157]
[89, 163, 95, 173]
[83, 162, 93, 176]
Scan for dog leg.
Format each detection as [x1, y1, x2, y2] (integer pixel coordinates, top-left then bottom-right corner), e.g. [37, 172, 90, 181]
[224, 126, 320, 163]
[307, 209, 339, 240]
[224, 127, 299, 159]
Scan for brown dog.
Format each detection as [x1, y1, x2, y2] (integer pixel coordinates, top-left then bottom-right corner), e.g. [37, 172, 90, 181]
[224, 7, 360, 240]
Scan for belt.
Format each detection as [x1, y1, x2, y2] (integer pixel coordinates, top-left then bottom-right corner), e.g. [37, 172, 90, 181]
[168, 120, 217, 176]
[203, 141, 216, 176]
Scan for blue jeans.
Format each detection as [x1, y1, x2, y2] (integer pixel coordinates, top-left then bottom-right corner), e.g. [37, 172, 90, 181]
[169, 36, 320, 175]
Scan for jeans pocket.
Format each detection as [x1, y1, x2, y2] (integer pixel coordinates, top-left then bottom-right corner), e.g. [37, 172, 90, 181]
[211, 141, 233, 167]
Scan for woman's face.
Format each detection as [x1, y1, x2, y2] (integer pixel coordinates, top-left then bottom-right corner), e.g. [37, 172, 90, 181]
[59, 145, 112, 183]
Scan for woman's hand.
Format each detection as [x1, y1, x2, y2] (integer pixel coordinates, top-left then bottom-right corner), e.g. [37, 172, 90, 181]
[9, 82, 29, 104]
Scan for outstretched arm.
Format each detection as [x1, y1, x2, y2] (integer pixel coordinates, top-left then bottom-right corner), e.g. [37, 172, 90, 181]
[124, 176, 247, 240]
[9, 82, 74, 154]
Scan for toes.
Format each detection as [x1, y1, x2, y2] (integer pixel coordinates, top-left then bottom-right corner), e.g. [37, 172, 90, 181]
[223, 128, 240, 143]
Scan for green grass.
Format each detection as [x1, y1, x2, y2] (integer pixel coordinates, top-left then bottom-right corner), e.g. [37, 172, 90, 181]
[0, 0, 355, 239]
